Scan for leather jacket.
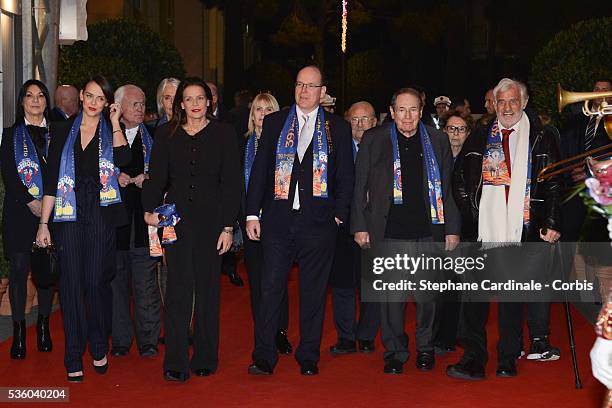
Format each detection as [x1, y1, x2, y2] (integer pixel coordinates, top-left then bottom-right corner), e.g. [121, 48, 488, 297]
[452, 114, 562, 242]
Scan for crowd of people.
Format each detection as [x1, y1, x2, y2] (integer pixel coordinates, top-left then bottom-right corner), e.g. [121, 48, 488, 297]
[1, 65, 611, 386]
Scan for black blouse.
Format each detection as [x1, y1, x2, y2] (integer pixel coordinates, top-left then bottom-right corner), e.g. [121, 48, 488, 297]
[44, 117, 131, 227]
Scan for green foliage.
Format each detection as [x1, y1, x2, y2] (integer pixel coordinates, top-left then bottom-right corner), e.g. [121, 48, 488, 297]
[530, 17, 612, 119]
[59, 18, 185, 112]
[346, 50, 391, 110]
[0, 178, 9, 279]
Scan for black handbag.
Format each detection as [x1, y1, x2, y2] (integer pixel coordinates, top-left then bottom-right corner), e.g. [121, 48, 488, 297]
[30, 243, 60, 288]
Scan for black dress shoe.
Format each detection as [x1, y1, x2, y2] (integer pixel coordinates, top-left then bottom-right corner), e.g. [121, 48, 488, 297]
[192, 368, 216, 376]
[228, 271, 244, 287]
[300, 361, 319, 376]
[358, 339, 375, 353]
[416, 351, 435, 371]
[446, 357, 485, 380]
[496, 359, 518, 377]
[383, 359, 404, 374]
[164, 370, 189, 382]
[140, 344, 159, 357]
[11, 320, 27, 359]
[93, 356, 109, 375]
[37, 315, 52, 352]
[276, 329, 293, 354]
[330, 338, 357, 356]
[111, 346, 129, 357]
[248, 360, 273, 375]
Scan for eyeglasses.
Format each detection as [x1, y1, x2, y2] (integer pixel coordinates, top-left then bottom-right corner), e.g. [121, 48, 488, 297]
[350, 116, 374, 124]
[445, 125, 469, 134]
[295, 82, 323, 90]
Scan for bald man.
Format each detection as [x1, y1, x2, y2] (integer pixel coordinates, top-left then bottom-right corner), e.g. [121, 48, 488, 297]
[329, 101, 380, 356]
[50, 85, 78, 122]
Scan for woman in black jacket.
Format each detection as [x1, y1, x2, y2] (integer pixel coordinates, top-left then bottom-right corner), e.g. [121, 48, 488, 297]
[1, 80, 55, 359]
[142, 77, 241, 382]
[35, 75, 130, 382]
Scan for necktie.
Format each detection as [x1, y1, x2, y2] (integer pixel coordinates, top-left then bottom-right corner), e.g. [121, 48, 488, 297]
[293, 115, 310, 209]
[584, 116, 597, 151]
[297, 115, 310, 162]
[501, 128, 514, 202]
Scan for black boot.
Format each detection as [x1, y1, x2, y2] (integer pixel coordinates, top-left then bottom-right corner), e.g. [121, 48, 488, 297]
[37, 315, 52, 352]
[10, 320, 26, 359]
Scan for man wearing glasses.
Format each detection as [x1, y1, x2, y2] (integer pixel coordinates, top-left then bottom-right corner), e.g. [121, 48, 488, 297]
[246, 65, 354, 376]
[329, 102, 380, 356]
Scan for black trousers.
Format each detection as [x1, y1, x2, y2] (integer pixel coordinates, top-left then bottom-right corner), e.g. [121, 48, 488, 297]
[331, 287, 380, 342]
[244, 238, 289, 331]
[253, 213, 336, 367]
[330, 229, 379, 342]
[55, 202, 116, 373]
[163, 230, 221, 374]
[459, 301, 522, 364]
[111, 246, 161, 351]
[8, 252, 53, 321]
[222, 251, 237, 275]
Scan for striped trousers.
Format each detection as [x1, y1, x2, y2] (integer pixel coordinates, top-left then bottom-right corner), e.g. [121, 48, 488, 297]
[54, 184, 116, 373]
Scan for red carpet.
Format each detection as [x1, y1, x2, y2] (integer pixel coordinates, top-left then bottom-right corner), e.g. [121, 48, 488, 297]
[0, 264, 606, 407]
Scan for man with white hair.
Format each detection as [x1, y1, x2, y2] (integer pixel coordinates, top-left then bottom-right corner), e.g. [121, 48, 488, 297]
[110, 84, 161, 358]
[447, 78, 562, 380]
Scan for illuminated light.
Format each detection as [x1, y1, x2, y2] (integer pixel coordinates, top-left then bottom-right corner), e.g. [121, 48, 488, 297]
[341, 0, 347, 53]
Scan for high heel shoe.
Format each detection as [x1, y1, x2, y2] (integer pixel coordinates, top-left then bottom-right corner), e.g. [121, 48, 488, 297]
[37, 315, 52, 352]
[10, 320, 26, 359]
[93, 356, 108, 375]
[67, 371, 84, 383]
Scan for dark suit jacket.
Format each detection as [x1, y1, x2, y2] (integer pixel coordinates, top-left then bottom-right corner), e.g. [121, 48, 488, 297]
[116, 125, 153, 250]
[350, 122, 461, 244]
[142, 121, 241, 242]
[245, 108, 354, 237]
[48, 107, 69, 122]
[1, 125, 48, 255]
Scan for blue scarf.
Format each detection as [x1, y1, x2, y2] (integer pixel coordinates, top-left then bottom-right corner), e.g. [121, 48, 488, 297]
[244, 131, 258, 193]
[14, 124, 46, 199]
[54, 112, 122, 222]
[389, 122, 445, 224]
[274, 105, 329, 199]
[158, 113, 168, 126]
[140, 124, 153, 173]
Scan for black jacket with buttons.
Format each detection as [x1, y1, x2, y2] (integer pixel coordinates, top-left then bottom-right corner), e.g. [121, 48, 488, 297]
[141, 121, 241, 241]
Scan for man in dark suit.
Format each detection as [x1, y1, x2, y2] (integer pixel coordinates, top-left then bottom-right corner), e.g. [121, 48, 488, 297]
[110, 84, 161, 358]
[351, 87, 461, 374]
[329, 101, 380, 355]
[246, 65, 354, 376]
[49, 85, 78, 122]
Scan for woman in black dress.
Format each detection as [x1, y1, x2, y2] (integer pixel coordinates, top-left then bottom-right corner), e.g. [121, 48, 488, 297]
[1, 80, 55, 359]
[142, 77, 241, 382]
[36, 75, 130, 382]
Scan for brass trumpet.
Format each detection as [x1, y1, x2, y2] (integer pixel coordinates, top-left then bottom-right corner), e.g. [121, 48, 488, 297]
[537, 85, 612, 182]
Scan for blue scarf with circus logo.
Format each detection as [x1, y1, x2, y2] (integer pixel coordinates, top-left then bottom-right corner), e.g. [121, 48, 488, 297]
[244, 131, 258, 193]
[13, 123, 47, 200]
[140, 123, 153, 173]
[274, 105, 329, 200]
[390, 121, 445, 224]
[54, 112, 122, 222]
